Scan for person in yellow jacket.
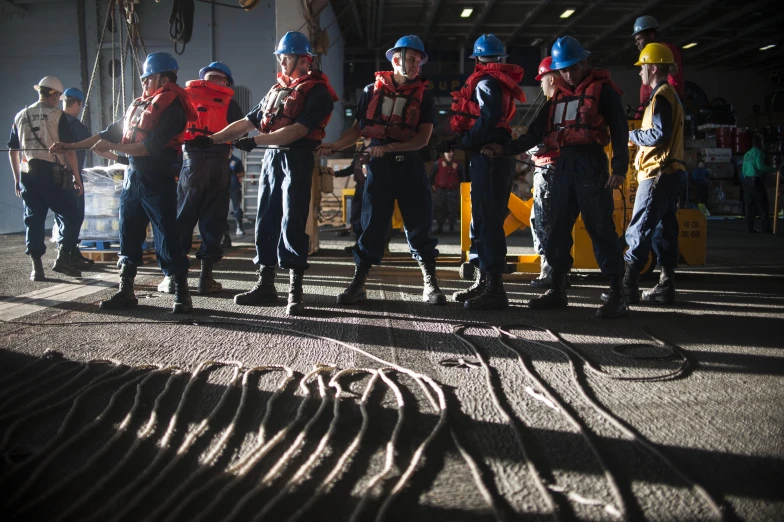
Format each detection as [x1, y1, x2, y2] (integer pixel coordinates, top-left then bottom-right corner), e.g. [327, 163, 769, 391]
[619, 43, 685, 305]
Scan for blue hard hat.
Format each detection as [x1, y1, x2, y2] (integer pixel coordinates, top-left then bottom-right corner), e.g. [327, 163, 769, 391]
[274, 31, 314, 57]
[385, 35, 428, 65]
[141, 52, 179, 79]
[199, 61, 234, 86]
[632, 15, 659, 36]
[469, 34, 507, 59]
[550, 36, 591, 70]
[63, 87, 85, 101]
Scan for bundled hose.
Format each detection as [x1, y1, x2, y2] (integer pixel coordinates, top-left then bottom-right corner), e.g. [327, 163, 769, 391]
[169, 0, 194, 55]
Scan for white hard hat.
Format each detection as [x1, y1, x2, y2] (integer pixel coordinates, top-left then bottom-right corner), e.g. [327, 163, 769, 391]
[34, 76, 64, 94]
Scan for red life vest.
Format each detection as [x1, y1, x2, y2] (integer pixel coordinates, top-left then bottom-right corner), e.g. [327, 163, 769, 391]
[121, 83, 197, 149]
[183, 80, 234, 140]
[533, 147, 559, 167]
[258, 70, 338, 141]
[542, 69, 623, 151]
[360, 71, 426, 142]
[449, 63, 526, 134]
[434, 159, 461, 189]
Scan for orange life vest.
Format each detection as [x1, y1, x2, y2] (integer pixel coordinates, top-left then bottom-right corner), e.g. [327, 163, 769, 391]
[121, 83, 196, 150]
[533, 147, 559, 167]
[258, 70, 338, 141]
[360, 71, 426, 142]
[183, 80, 234, 140]
[449, 62, 526, 134]
[434, 158, 461, 189]
[542, 69, 623, 150]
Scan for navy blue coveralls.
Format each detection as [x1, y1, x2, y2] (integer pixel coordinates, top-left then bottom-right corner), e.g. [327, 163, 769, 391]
[228, 153, 245, 226]
[626, 82, 681, 270]
[99, 100, 190, 278]
[354, 83, 439, 266]
[246, 85, 334, 270]
[56, 114, 91, 244]
[504, 84, 629, 278]
[333, 153, 369, 238]
[459, 77, 516, 274]
[8, 110, 80, 259]
[177, 99, 244, 263]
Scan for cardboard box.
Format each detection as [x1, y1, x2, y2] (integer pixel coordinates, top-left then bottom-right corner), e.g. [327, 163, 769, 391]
[699, 148, 733, 163]
[707, 162, 735, 179]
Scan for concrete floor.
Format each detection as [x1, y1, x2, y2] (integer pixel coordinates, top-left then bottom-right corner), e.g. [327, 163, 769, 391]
[0, 220, 782, 521]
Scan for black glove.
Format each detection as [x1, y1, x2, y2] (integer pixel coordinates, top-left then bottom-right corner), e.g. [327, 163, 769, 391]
[190, 135, 214, 150]
[436, 139, 457, 154]
[234, 137, 257, 152]
[116, 155, 129, 166]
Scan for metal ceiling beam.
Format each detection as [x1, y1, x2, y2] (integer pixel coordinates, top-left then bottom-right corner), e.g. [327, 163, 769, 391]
[584, 0, 665, 49]
[673, 0, 774, 47]
[349, 0, 365, 45]
[464, 0, 497, 43]
[737, 46, 784, 68]
[506, 0, 553, 45]
[422, 0, 441, 40]
[688, 11, 784, 60]
[544, 0, 608, 47]
[598, 0, 723, 64]
[698, 35, 783, 69]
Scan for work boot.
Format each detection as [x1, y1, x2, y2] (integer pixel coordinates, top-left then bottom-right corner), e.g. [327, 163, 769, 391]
[157, 276, 175, 294]
[172, 275, 193, 313]
[100, 265, 138, 310]
[465, 272, 509, 310]
[236, 222, 245, 236]
[600, 263, 640, 304]
[30, 258, 45, 282]
[596, 273, 627, 319]
[337, 265, 370, 305]
[198, 259, 222, 294]
[52, 246, 82, 278]
[528, 273, 568, 309]
[453, 269, 487, 302]
[234, 266, 278, 305]
[418, 261, 446, 305]
[221, 231, 232, 249]
[286, 269, 305, 316]
[70, 247, 94, 269]
[641, 266, 676, 304]
[530, 265, 552, 289]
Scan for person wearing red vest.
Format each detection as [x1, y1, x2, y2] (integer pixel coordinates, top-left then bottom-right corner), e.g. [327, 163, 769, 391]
[53, 53, 197, 314]
[438, 34, 525, 310]
[430, 151, 464, 233]
[317, 35, 445, 307]
[191, 32, 337, 316]
[483, 37, 629, 319]
[631, 16, 685, 117]
[156, 62, 245, 297]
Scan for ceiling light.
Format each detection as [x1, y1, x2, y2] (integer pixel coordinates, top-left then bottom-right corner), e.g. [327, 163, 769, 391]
[460, 8, 473, 18]
[438, 110, 447, 115]
[683, 42, 698, 49]
[560, 9, 575, 18]
[531, 38, 543, 46]
[760, 44, 776, 51]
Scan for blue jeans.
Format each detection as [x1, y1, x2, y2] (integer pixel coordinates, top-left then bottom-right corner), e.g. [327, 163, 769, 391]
[547, 148, 621, 277]
[624, 172, 680, 269]
[468, 154, 516, 274]
[355, 154, 438, 266]
[177, 149, 231, 262]
[118, 167, 189, 277]
[55, 191, 84, 246]
[254, 149, 313, 270]
[20, 163, 81, 258]
[350, 177, 365, 238]
[531, 166, 554, 275]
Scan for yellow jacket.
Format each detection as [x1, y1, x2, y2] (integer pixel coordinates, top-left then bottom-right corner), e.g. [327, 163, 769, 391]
[633, 82, 685, 182]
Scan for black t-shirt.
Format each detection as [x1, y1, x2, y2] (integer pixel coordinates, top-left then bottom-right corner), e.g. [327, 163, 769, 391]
[355, 79, 436, 147]
[100, 99, 187, 177]
[246, 82, 335, 149]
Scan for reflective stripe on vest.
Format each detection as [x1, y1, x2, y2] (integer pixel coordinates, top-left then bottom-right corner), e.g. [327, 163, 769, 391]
[360, 71, 425, 142]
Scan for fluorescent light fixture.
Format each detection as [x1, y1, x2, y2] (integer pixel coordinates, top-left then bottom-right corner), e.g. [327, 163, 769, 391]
[438, 110, 447, 115]
[531, 38, 543, 46]
[345, 109, 353, 117]
[460, 8, 473, 18]
[683, 42, 698, 49]
[560, 9, 575, 18]
[760, 44, 776, 51]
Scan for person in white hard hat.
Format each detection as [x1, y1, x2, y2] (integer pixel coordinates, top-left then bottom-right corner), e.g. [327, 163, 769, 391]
[7, 76, 84, 281]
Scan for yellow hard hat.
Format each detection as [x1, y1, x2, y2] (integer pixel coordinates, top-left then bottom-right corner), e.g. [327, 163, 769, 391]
[635, 43, 674, 66]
